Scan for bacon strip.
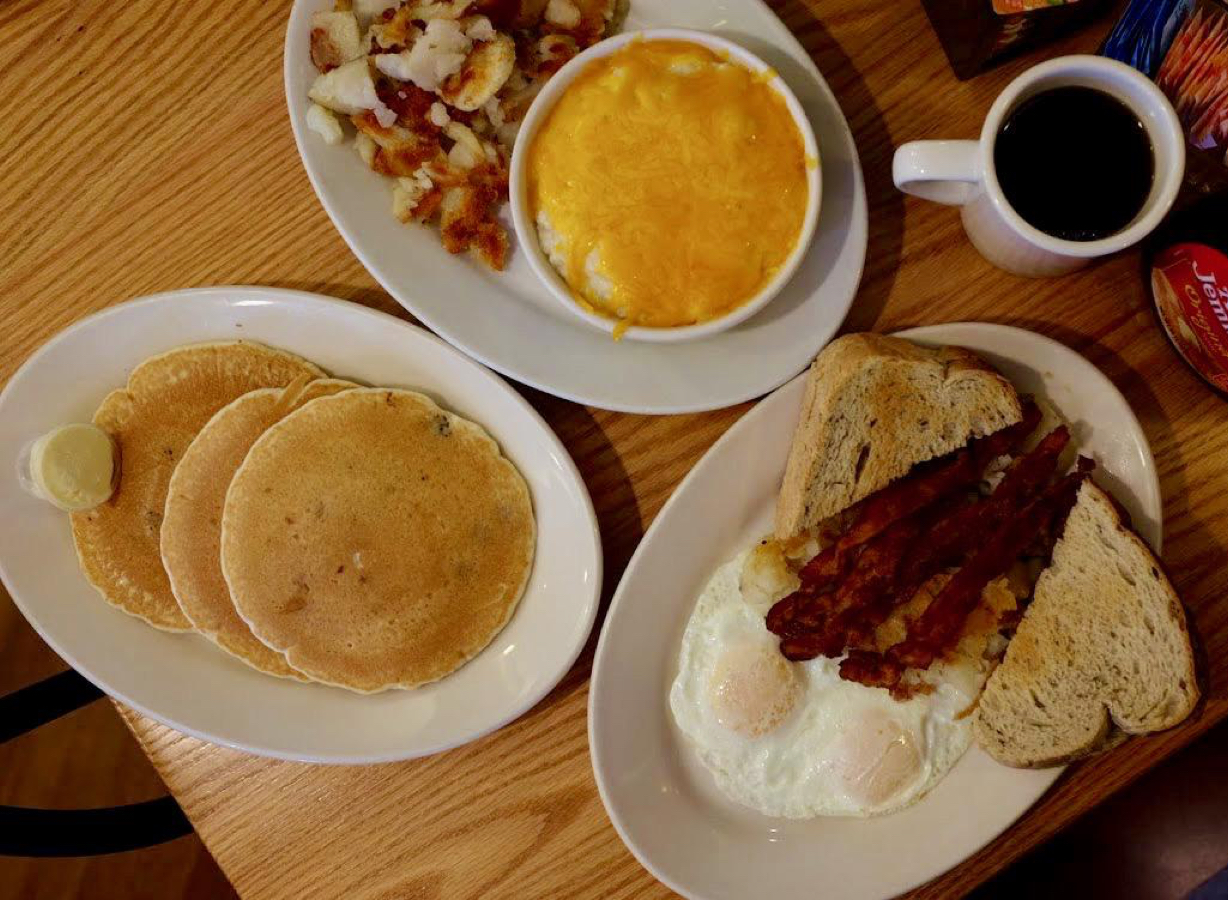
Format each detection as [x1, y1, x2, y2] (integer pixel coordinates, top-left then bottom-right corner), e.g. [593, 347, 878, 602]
[796, 450, 972, 589]
[778, 510, 925, 660]
[772, 502, 932, 642]
[770, 403, 1043, 639]
[838, 648, 904, 689]
[781, 496, 966, 658]
[765, 586, 817, 637]
[888, 457, 1094, 672]
[837, 461, 1093, 691]
[797, 400, 1041, 590]
[771, 410, 1051, 648]
[841, 425, 1072, 647]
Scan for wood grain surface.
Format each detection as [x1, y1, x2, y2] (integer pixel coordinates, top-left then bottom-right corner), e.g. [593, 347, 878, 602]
[2, 0, 1227, 898]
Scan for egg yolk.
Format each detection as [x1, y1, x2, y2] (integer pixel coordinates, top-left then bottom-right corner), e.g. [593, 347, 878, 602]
[825, 710, 924, 809]
[709, 643, 800, 738]
[527, 39, 811, 332]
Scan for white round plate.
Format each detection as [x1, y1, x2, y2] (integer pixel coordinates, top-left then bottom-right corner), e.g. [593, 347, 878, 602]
[284, 0, 867, 414]
[589, 323, 1161, 900]
[0, 287, 601, 764]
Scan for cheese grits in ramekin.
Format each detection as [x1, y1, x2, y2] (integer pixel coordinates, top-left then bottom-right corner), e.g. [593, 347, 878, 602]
[510, 30, 821, 343]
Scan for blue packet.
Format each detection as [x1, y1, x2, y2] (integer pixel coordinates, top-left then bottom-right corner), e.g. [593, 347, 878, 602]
[1101, 0, 1195, 76]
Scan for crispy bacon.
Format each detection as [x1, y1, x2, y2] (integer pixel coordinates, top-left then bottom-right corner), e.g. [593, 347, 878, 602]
[770, 405, 1045, 644]
[765, 588, 813, 637]
[838, 649, 903, 688]
[780, 514, 922, 659]
[779, 500, 947, 659]
[797, 401, 1041, 591]
[795, 451, 971, 590]
[840, 425, 1072, 647]
[774, 588, 836, 640]
[780, 630, 834, 662]
[888, 457, 1094, 672]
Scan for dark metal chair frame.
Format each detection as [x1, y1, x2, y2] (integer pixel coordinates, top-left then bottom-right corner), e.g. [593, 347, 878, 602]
[0, 670, 193, 857]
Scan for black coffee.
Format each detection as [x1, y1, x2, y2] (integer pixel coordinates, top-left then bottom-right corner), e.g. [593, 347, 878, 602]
[994, 86, 1154, 242]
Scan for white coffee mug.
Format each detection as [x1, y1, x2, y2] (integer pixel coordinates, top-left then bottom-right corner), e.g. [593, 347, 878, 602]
[893, 55, 1185, 278]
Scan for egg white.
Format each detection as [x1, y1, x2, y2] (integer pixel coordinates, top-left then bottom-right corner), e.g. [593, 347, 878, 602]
[669, 549, 989, 819]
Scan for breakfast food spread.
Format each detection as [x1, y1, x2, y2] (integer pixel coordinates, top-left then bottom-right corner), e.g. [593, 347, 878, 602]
[304, 0, 625, 270]
[52, 341, 535, 693]
[527, 39, 811, 332]
[23, 424, 118, 512]
[220, 387, 535, 692]
[161, 378, 357, 679]
[670, 333, 1198, 817]
[5, 3, 1218, 871]
[71, 342, 325, 631]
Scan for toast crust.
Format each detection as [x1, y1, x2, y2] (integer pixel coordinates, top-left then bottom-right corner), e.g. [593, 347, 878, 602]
[775, 334, 1022, 539]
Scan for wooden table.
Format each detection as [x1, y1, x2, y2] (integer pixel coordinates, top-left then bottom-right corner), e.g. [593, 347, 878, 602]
[3, 0, 1227, 897]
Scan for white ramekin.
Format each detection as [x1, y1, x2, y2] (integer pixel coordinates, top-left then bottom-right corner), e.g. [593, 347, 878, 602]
[509, 28, 822, 343]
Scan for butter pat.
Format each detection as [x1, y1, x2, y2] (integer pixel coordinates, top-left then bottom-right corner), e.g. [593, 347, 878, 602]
[26, 424, 117, 511]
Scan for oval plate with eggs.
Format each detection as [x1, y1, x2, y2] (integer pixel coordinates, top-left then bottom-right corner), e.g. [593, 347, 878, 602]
[589, 323, 1161, 900]
[285, 0, 867, 414]
[0, 287, 601, 763]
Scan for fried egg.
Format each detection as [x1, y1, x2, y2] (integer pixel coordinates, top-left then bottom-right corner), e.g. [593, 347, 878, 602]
[669, 548, 990, 819]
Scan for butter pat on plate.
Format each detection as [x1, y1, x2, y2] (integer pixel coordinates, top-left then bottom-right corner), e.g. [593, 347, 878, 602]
[22, 423, 118, 512]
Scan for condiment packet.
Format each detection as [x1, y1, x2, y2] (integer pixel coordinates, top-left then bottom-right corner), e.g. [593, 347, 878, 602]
[1157, 0, 1228, 153]
[1104, 0, 1228, 169]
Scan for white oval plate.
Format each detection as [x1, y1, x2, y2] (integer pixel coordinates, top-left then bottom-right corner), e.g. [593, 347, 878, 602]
[0, 287, 601, 764]
[589, 323, 1161, 900]
[284, 0, 867, 414]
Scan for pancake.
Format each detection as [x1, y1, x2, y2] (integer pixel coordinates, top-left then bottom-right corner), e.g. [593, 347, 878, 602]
[220, 388, 536, 692]
[161, 379, 357, 676]
[71, 342, 325, 631]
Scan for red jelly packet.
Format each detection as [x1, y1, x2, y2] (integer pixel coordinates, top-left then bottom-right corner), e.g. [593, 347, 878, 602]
[1152, 242, 1228, 391]
[993, 0, 1078, 13]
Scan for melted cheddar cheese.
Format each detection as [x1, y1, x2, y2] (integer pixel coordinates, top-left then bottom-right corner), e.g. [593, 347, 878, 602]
[527, 39, 811, 333]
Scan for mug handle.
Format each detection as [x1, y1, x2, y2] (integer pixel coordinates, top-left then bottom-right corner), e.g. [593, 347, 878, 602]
[893, 140, 982, 206]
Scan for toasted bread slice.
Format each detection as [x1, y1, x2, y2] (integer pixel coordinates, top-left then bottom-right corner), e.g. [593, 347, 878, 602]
[774, 334, 1023, 539]
[974, 481, 1198, 768]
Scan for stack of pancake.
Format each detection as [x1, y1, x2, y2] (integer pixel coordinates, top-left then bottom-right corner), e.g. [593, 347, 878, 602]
[71, 341, 535, 693]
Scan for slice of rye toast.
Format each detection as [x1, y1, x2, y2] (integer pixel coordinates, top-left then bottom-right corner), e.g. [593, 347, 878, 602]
[974, 480, 1199, 768]
[775, 333, 1022, 539]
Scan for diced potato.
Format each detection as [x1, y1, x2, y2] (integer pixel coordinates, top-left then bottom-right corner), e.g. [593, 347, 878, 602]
[306, 102, 345, 145]
[439, 33, 515, 111]
[462, 15, 497, 42]
[404, 0, 473, 20]
[376, 19, 472, 92]
[308, 58, 379, 115]
[354, 132, 379, 167]
[739, 540, 801, 616]
[310, 11, 364, 71]
[392, 169, 440, 222]
[428, 102, 451, 127]
[353, 111, 445, 177]
[545, 0, 580, 28]
[440, 185, 480, 254]
[470, 220, 509, 270]
[352, 0, 398, 28]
